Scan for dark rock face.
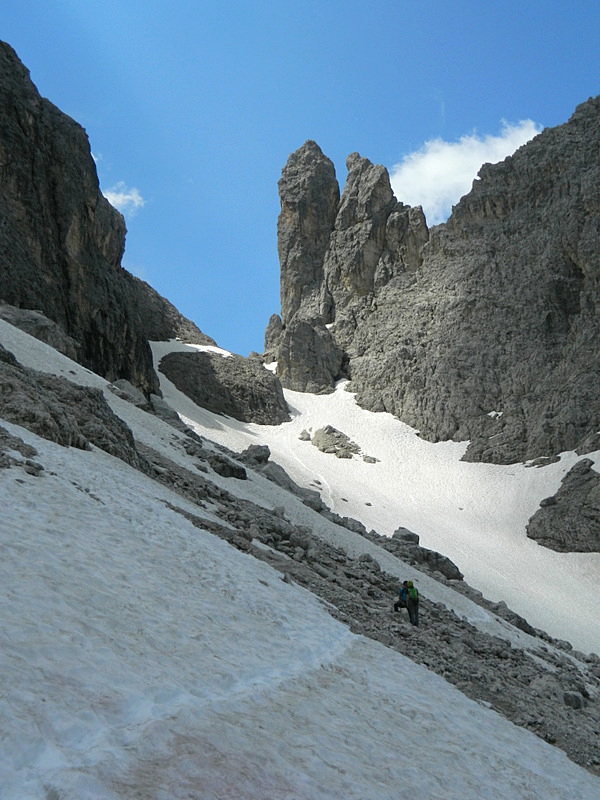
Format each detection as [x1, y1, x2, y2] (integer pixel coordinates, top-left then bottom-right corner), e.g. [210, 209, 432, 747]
[130, 276, 216, 346]
[0, 42, 155, 392]
[270, 98, 600, 467]
[0, 42, 212, 395]
[0, 343, 148, 470]
[0, 303, 79, 359]
[158, 350, 290, 425]
[527, 459, 600, 551]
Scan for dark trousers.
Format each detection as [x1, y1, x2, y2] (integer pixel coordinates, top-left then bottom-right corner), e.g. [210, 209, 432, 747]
[407, 599, 419, 626]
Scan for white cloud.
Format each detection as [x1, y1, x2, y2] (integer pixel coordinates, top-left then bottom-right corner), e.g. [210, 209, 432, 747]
[103, 181, 145, 217]
[390, 120, 542, 225]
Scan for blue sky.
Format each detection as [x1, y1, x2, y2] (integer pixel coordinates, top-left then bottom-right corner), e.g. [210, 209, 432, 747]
[2, 1, 599, 355]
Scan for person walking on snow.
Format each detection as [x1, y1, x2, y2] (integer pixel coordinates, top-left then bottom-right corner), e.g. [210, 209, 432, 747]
[406, 580, 419, 626]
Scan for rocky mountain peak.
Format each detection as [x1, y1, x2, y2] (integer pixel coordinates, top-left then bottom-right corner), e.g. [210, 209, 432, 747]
[277, 139, 339, 325]
[268, 96, 600, 470]
[322, 151, 427, 332]
[337, 151, 397, 227]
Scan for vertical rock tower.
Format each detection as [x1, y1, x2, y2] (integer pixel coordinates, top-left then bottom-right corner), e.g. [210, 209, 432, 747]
[268, 140, 428, 392]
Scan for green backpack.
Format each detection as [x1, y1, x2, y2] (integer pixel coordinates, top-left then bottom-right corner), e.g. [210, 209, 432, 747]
[408, 586, 418, 600]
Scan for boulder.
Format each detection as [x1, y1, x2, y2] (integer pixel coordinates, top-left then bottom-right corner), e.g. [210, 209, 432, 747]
[158, 350, 290, 425]
[311, 425, 361, 458]
[527, 458, 600, 551]
[393, 527, 420, 544]
[108, 379, 149, 408]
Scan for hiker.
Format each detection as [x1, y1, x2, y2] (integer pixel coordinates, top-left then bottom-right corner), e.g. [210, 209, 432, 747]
[406, 580, 419, 626]
[394, 580, 408, 612]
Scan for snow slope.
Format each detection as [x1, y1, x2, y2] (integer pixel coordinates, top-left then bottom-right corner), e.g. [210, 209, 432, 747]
[2, 321, 600, 798]
[150, 340, 600, 657]
[0, 403, 597, 797]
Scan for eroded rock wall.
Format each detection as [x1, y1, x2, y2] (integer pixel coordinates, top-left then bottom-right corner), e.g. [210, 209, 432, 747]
[270, 98, 600, 466]
[0, 42, 212, 395]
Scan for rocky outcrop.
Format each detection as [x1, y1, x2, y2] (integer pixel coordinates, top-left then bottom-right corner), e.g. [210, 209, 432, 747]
[238, 444, 325, 510]
[275, 317, 343, 393]
[380, 527, 464, 581]
[268, 98, 600, 467]
[0, 302, 79, 359]
[0, 42, 212, 396]
[0, 343, 148, 470]
[527, 459, 600, 551]
[311, 425, 361, 458]
[158, 350, 290, 425]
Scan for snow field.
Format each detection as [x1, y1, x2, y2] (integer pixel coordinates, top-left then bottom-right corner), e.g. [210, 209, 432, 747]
[0, 426, 350, 797]
[1, 422, 600, 799]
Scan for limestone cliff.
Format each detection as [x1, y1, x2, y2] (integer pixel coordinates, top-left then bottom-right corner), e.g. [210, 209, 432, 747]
[0, 42, 211, 395]
[269, 99, 600, 468]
